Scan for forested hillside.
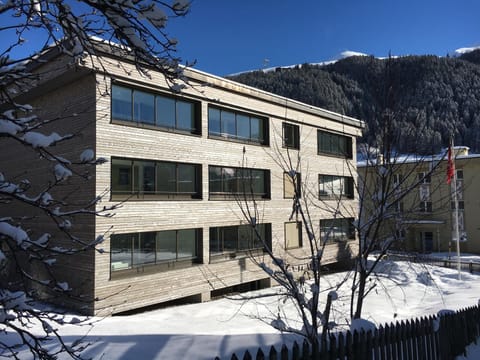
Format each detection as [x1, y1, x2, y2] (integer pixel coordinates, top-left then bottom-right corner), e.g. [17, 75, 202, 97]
[229, 50, 480, 154]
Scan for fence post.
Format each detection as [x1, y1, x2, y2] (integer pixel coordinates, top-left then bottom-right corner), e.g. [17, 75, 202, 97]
[337, 333, 346, 359]
[222, 304, 480, 360]
[329, 334, 338, 360]
[268, 345, 277, 360]
[255, 348, 265, 360]
[291, 341, 299, 360]
[280, 344, 288, 360]
[243, 350, 252, 360]
[301, 339, 309, 359]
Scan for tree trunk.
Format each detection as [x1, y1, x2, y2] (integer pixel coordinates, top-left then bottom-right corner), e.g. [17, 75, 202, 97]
[353, 269, 367, 319]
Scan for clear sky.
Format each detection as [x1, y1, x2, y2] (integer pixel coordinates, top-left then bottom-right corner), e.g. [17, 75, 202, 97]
[167, 0, 480, 76]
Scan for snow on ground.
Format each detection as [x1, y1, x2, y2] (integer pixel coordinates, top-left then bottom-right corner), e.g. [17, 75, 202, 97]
[11, 254, 480, 359]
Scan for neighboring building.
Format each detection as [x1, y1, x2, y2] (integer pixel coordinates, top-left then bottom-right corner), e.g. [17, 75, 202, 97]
[1, 45, 364, 315]
[358, 146, 480, 255]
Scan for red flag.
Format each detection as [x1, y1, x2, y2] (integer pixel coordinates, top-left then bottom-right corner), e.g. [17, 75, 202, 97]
[446, 144, 455, 184]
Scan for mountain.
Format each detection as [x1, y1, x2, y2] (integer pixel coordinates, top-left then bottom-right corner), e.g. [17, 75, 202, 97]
[228, 49, 480, 154]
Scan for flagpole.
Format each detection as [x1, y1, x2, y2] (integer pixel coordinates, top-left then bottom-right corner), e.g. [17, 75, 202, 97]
[449, 139, 461, 280]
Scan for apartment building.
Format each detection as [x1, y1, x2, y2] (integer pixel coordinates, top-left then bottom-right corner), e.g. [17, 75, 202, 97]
[2, 46, 364, 315]
[358, 146, 480, 255]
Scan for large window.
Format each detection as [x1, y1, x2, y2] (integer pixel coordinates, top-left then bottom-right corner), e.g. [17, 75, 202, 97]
[283, 122, 300, 149]
[111, 84, 200, 134]
[319, 175, 354, 199]
[110, 228, 201, 274]
[320, 218, 355, 243]
[111, 157, 202, 200]
[317, 130, 353, 158]
[285, 222, 302, 249]
[208, 106, 268, 145]
[209, 166, 270, 199]
[209, 223, 271, 259]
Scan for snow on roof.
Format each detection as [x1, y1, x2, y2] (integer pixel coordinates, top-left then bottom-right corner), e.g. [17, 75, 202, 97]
[357, 146, 480, 167]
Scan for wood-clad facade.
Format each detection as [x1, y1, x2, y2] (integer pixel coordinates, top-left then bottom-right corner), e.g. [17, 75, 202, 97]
[2, 49, 364, 315]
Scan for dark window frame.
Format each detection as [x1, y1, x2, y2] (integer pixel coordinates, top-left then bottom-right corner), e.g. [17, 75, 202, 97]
[111, 157, 202, 200]
[419, 201, 433, 213]
[110, 228, 202, 278]
[111, 83, 201, 135]
[282, 122, 300, 150]
[318, 174, 354, 199]
[418, 172, 431, 184]
[208, 165, 271, 200]
[320, 218, 355, 243]
[451, 201, 465, 210]
[317, 130, 353, 159]
[208, 105, 269, 145]
[209, 223, 272, 262]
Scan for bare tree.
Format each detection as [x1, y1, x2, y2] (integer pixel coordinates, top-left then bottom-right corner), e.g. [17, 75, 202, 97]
[0, 1, 189, 358]
[234, 138, 354, 355]
[348, 56, 452, 321]
[233, 56, 456, 352]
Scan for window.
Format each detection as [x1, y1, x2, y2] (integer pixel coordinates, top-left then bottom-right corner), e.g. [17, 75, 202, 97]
[283, 122, 300, 149]
[320, 218, 355, 243]
[418, 179, 431, 212]
[419, 201, 432, 213]
[393, 173, 403, 188]
[451, 201, 464, 211]
[317, 130, 352, 158]
[283, 171, 301, 199]
[111, 84, 200, 134]
[208, 106, 268, 145]
[319, 175, 354, 199]
[285, 222, 302, 249]
[209, 224, 271, 259]
[418, 172, 431, 184]
[110, 228, 201, 273]
[209, 166, 270, 199]
[396, 229, 406, 240]
[111, 157, 201, 200]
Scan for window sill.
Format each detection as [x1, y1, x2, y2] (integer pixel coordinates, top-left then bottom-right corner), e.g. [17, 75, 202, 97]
[111, 193, 202, 201]
[208, 134, 268, 147]
[317, 151, 353, 160]
[209, 249, 265, 263]
[111, 119, 201, 137]
[110, 259, 201, 280]
[319, 195, 355, 201]
[209, 194, 270, 201]
[282, 144, 300, 151]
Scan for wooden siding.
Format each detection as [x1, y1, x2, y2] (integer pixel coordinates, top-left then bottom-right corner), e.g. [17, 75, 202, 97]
[90, 55, 361, 315]
[3, 51, 363, 315]
[0, 73, 98, 313]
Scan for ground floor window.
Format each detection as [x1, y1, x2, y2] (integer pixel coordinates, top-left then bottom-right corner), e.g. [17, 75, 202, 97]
[320, 218, 355, 243]
[110, 228, 201, 273]
[209, 223, 271, 259]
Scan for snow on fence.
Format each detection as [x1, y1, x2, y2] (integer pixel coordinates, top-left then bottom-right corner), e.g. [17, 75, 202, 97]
[217, 305, 480, 360]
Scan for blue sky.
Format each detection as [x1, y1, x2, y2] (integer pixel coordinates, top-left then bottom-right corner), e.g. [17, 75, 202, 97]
[168, 0, 480, 76]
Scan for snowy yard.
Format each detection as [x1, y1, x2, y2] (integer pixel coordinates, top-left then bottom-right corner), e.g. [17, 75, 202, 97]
[13, 255, 480, 359]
